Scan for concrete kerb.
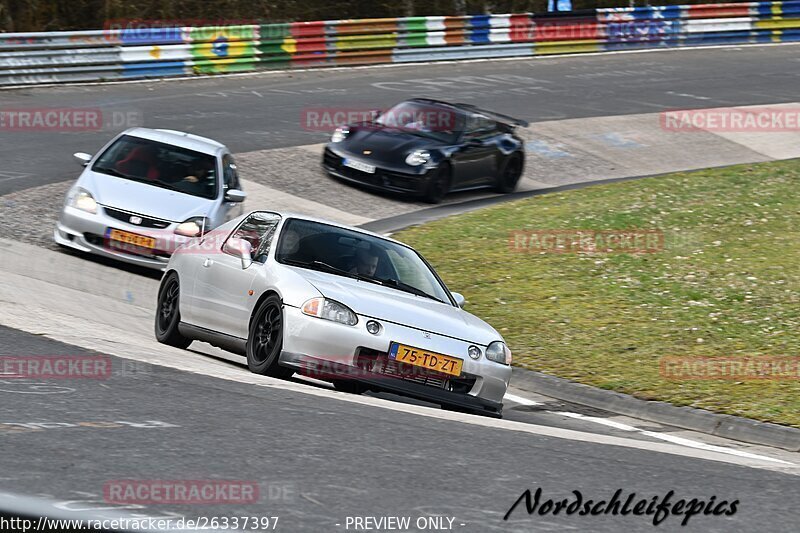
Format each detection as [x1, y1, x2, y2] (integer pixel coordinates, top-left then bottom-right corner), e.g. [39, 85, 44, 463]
[510, 367, 800, 452]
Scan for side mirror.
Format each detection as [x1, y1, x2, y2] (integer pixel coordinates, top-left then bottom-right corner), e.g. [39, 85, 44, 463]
[452, 292, 466, 308]
[223, 237, 253, 269]
[74, 152, 92, 167]
[224, 189, 246, 203]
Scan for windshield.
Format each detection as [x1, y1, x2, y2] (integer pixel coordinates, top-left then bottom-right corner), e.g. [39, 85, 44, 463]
[92, 134, 218, 199]
[375, 101, 465, 144]
[275, 218, 452, 304]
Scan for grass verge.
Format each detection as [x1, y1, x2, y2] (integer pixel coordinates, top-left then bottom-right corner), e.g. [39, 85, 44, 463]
[395, 160, 800, 427]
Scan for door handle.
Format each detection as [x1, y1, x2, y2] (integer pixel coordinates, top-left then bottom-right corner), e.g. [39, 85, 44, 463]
[203, 258, 213, 268]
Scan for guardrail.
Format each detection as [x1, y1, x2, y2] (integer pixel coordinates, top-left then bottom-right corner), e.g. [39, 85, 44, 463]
[1, 1, 799, 86]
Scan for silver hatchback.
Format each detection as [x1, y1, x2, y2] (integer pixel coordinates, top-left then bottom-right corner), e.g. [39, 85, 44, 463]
[155, 211, 512, 417]
[54, 128, 247, 270]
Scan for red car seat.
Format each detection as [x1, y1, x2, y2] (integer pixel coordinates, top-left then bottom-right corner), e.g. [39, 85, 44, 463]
[116, 146, 160, 180]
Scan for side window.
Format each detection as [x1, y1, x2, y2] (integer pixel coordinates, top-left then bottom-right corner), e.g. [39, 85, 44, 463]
[465, 113, 496, 139]
[222, 154, 241, 191]
[464, 114, 479, 136]
[225, 212, 281, 263]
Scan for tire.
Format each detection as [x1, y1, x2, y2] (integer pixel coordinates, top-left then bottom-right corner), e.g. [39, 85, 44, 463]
[246, 295, 294, 378]
[154, 272, 192, 349]
[332, 380, 366, 395]
[423, 164, 451, 204]
[495, 153, 523, 194]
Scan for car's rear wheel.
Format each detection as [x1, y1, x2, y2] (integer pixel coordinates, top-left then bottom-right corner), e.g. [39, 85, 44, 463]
[154, 273, 192, 349]
[495, 153, 523, 194]
[423, 164, 451, 204]
[247, 295, 293, 378]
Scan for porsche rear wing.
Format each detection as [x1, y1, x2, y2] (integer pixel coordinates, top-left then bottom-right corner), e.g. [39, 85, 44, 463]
[454, 103, 530, 128]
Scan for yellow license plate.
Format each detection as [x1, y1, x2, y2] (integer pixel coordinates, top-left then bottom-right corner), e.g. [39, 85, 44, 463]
[107, 229, 156, 249]
[389, 342, 463, 377]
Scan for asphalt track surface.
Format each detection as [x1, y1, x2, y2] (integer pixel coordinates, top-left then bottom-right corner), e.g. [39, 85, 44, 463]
[1, 326, 798, 533]
[1, 45, 800, 531]
[1, 44, 800, 196]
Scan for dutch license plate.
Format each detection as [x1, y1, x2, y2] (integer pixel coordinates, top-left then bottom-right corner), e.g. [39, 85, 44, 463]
[388, 342, 463, 377]
[106, 228, 156, 249]
[343, 157, 376, 174]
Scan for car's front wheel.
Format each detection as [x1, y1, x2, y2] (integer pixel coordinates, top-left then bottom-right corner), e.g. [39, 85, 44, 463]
[246, 295, 294, 378]
[495, 153, 523, 194]
[423, 164, 451, 204]
[154, 272, 192, 349]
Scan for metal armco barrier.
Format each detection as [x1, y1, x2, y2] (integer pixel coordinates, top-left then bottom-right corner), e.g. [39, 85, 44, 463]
[1, 1, 799, 86]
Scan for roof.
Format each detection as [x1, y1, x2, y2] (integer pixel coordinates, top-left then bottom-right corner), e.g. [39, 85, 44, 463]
[247, 209, 404, 245]
[123, 127, 227, 154]
[406, 98, 529, 127]
[407, 98, 468, 113]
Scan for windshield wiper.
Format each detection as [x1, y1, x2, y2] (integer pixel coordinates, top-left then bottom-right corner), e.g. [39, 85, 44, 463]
[146, 179, 181, 192]
[283, 259, 384, 285]
[93, 166, 133, 179]
[378, 278, 445, 303]
[309, 260, 363, 278]
[93, 166, 182, 192]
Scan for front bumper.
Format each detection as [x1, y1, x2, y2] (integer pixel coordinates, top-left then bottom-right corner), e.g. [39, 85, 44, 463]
[54, 205, 190, 270]
[287, 354, 503, 417]
[322, 146, 432, 195]
[279, 305, 511, 416]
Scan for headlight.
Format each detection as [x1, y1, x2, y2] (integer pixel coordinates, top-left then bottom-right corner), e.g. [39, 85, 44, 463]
[174, 217, 209, 237]
[331, 127, 349, 143]
[405, 149, 431, 166]
[486, 341, 512, 365]
[69, 187, 97, 214]
[302, 298, 358, 326]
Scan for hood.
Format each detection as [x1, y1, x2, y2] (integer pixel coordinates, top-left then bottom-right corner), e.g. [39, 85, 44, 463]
[341, 125, 443, 161]
[295, 268, 500, 346]
[81, 170, 215, 222]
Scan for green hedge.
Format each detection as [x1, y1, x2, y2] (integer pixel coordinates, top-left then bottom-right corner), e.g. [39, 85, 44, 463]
[1, 0, 749, 33]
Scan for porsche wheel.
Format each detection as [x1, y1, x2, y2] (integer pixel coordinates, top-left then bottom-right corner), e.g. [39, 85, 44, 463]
[247, 295, 294, 378]
[423, 164, 451, 204]
[154, 273, 192, 349]
[495, 153, 523, 194]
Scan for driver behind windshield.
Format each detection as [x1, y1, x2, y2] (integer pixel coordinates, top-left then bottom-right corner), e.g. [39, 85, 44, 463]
[400, 112, 431, 132]
[349, 245, 379, 277]
[184, 162, 211, 184]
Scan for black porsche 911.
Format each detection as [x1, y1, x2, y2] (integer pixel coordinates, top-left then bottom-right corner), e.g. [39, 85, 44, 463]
[322, 98, 527, 203]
